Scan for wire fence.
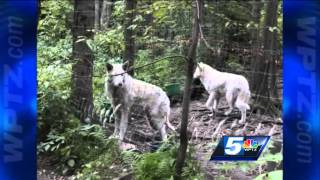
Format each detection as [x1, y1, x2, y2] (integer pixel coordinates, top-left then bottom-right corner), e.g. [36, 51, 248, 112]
[64, 0, 283, 127]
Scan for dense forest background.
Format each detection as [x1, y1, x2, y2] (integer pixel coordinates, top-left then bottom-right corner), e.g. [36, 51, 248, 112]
[37, 0, 282, 179]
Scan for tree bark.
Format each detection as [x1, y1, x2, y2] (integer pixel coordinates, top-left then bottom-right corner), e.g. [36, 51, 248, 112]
[251, 0, 278, 106]
[145, 0, 153, 25]
[175, 0, 202, 179]
[123, 0, 136, 76]
[249, 0, 263, 95]
[269, 1, 279, 98]
[95, 0, 101, 30]
[71, 0, 95, 122]
[100, 0, 113, 30]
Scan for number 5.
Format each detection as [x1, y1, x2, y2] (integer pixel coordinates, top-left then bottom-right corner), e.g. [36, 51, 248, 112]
[224, 137, 244, 155]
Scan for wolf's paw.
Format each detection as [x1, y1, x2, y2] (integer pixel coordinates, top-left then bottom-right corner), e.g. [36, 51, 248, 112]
[120, 142, 137, 151]
[224, 110, 232, 116]
[108, 133, 120, 140]
[239, 119, 246, 124]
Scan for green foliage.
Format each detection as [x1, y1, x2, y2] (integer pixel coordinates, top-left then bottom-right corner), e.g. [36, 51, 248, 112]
[37, 49, 73, 141]
[38, 118, 119, 175]
[37, 0, 73, 141]
[75, 139, 124, 180]
[135, 49, 185, 90]
[38, 0, 72, 44]
[112, 1, 125, 24]
[37, 0, 283, 179]
[134, 138, 204, 180]
[38, 33, 72, 65]
[135, 151, 175, 180]
[38, 131, 66, 153]
[256, 152, 282, 165]
[226, 54, 245, 72]
[75, 138, 204, 179]
[89, 29, 124, 62]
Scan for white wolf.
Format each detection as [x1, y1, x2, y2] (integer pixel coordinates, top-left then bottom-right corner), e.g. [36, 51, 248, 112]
[193, 62, 251, 123]
[105, 62, 175, 142]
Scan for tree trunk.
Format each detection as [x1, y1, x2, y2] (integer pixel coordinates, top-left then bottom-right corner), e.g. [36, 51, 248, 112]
[145, 0, 153, 25]
[269, 1, 279, 98]
[175, 0, 202, 179]
[123, 0, 136, 76]
[95, 0, 101, 30]
[71, 0, 95, 123]
[251, 0, 278, 106]
[100, 0, 113, 30]
[249, 0, 263, 94]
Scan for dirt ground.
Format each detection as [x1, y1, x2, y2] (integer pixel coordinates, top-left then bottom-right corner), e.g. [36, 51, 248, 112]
[123, 95, 282, 179]
[170, 98, 282, 179]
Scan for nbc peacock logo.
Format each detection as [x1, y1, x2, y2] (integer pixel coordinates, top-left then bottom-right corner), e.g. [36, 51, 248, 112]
[242, 139, 259, 151]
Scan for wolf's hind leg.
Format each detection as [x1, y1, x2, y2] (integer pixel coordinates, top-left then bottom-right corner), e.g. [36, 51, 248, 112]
[159, 125, 167, 140]
[235, 99, 247, 124]
[147, 110, 167, 141]
[225, 90, 234, 115]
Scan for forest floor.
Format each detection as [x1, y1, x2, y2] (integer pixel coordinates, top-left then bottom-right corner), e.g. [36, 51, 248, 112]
[170, 97, 282, 179]
[37, 96, 282, 180]
[37, 155, 67, 180]
[122, 96, 283, 179]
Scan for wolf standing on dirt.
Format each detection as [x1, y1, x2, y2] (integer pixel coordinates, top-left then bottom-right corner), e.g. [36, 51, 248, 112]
[193, 62, 251, 124]
[105, 61, 175, 142]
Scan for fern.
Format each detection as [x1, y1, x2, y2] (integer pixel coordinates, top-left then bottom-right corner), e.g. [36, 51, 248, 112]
[133, 140, 204, 180]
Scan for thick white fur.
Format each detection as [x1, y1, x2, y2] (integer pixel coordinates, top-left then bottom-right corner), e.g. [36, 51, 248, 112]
[193, 62, 251, 123]
[105, 63, 174, 142]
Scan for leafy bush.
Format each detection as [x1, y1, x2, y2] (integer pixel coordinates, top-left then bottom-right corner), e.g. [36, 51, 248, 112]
[37, 0, 73, 141]
[134, 138, 204, 180]
[89, 29, 124, 63]
[135, 151, 175, 180]
[75, 138, 125, 180]
[71, 136, 204, 179]
[77, 144, 144, 179]
[38, 119, 118, 175]
[37, 60, 73, 141]
[135, 49, 185, 90]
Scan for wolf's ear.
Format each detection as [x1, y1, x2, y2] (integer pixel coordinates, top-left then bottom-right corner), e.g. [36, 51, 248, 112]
[106, 63, 113, 72]
[122, 61, 130, 71]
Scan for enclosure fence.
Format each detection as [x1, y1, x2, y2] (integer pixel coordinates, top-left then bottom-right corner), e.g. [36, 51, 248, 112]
[66, 1, 283, 149]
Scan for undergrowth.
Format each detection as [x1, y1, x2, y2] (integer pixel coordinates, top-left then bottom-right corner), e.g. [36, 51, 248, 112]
[38, 121, 204, 179]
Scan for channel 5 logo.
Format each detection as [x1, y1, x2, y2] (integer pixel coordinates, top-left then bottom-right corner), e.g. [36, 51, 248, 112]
[210, 136, 270, 161]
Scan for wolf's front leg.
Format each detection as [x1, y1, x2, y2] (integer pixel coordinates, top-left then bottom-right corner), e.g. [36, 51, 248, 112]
[111, 105, 121, 139]
[212, 96, 220, 111]
[119, 109, 129, 141]
[113, 118, 120, 139]
[206, 92, 216, 112]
